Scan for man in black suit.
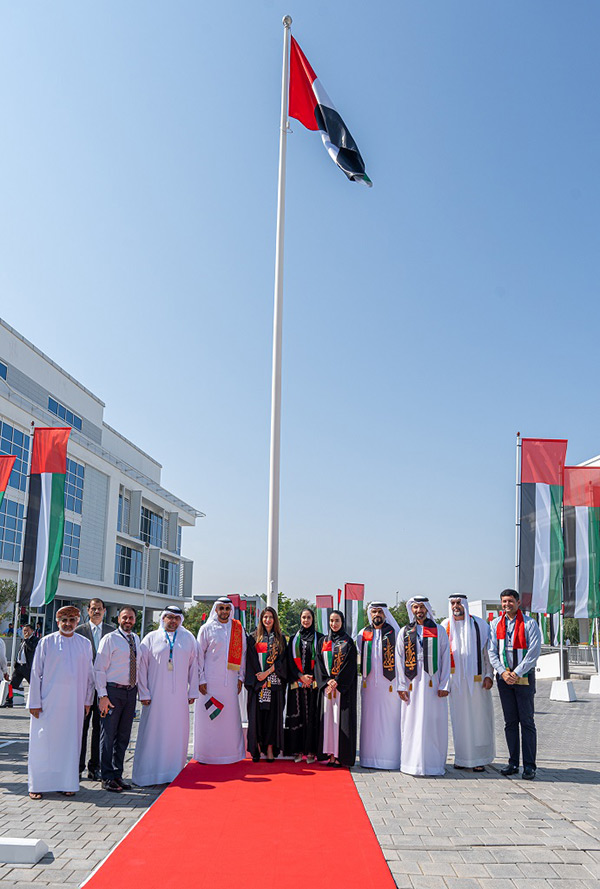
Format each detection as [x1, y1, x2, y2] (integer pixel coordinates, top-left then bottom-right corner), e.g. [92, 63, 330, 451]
[75, 598, 112, 780]
[1, 624, 38, 708]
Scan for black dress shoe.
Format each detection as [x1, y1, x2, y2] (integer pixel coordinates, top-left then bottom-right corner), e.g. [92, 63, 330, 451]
[103, 779, 122, 793]
[87, 770, 101, 781]
[115, 777, 132, 790]
[522, 767, 536, 780]
[500, 764, 519, 776]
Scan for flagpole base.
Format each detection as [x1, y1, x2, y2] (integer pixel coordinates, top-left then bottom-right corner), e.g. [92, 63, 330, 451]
[588, 674, 600, 695]
[549, 679, 577, 702]
[0, 838, 49, 864]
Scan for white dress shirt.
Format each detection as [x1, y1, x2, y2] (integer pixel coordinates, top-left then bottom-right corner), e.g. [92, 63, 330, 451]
[94, 630, 141, 697]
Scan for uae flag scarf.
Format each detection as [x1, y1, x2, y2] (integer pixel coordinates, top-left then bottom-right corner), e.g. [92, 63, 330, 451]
[289, 37, 372, 186]
[562, 466, 600, 620]
[21, 427, 71, 608]
[360, 624, 396, 688]
[321, 636, 349, 677]
[496, 610, 528, 671]
[227, 618, 244, 671]
[404, 619, 438, 681]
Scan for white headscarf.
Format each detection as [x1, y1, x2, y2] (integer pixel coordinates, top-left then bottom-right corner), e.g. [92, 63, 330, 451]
[207, 596, 234, 624]
[367, 601, 400, 634]
[447, 595, 478, 694]
[406, 596, 436, 622]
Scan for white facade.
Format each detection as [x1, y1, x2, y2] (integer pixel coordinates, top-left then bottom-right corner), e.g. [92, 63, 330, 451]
[0, 318, 203, 628]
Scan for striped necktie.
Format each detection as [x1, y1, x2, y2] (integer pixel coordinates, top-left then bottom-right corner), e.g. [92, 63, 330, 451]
[125, 634, 137, 686]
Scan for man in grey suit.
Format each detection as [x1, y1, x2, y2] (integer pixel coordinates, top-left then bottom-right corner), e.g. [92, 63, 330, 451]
[75, 598, 112, 780]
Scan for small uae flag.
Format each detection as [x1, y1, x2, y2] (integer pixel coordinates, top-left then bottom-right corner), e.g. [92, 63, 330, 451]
[562, 466, 600, 620]
[343, 583, 365, 639]
[204, 697, 224, 720]
[519, 438, 568, 613]
[0, 455, 16, 508]
[315, 595, 334, 634]
[289, 36, 372, 186]
[20, 427, 71, 609]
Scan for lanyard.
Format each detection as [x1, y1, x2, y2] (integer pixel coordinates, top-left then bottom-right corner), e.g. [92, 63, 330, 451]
[164, 630, 177, 663]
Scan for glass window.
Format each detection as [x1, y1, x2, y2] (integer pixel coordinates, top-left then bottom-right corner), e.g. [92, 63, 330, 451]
[0, 362, 6, 381]
[0, 420, 30, 492]
[177, 525, 182, 555]
[0, 498, 24, 562]
[60, 520, 81, 574]
[159, 559, 181, 597]
[114, 543, 143, 588]
[64, 458, 84, 514]
[140, 506, 163, 548]
[117, 493, 130, 534]
[47, 398, 83, 431]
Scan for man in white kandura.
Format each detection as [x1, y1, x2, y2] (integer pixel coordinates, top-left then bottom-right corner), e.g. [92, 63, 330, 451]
[28, 605, 94, 800]
[442, 595, 495, 772]
[396, 596, 450, 776]
[132, 605, 198, 786]
[194, 596, 246, 764]
[357, 602, 401, 770]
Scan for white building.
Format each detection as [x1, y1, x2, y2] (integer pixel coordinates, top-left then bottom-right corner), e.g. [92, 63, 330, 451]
[0, 318, 203, 631]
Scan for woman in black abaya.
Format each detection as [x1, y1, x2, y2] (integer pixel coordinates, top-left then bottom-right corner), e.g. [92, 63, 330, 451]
[245, 606, 287, 761]
[283, 608, 323, 763]
[315, 610, 357, 767]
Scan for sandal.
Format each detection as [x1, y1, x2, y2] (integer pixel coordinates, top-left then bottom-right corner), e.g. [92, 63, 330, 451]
[29, 792, 43, 800]
[59, 791, 76, 796]
[473, 766, 485, 772]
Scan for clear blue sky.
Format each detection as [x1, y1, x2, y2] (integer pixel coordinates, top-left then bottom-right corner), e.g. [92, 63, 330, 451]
[1, 2, 598, 617]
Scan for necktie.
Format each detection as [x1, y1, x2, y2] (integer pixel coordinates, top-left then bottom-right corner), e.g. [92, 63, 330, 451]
[93, 625, 100, 651]
[126, 634, 137, 686]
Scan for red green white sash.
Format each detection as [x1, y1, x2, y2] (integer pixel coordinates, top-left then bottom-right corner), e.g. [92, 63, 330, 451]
[227, 619, 243, 671]
[496, 610, 528, 671]
[292, 631, 316, 673]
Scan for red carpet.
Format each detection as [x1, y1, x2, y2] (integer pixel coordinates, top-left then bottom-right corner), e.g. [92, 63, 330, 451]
[83, 759, 395, 889]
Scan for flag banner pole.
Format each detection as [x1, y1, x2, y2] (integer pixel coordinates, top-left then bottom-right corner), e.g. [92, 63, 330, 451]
[515, 432, 521, 594]
[9, 421, 35, 679]
[266, 14, 292, 610]
[559, 606, 564, 681]
[596, 617, 600, 676]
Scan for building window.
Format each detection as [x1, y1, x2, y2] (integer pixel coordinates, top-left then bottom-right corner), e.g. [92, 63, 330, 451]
[114, 543, 143, 588]
[177, 525, 182, 556]
[140, 506, 163, 548]
[61, 521, 81, 574]
[48, 397, 83, 431]
[0, 362, 6, 381]
[64, 458, 84, 514]
[0, 421, 30, 492]
[0, 498, 24, 562]
[117, 494, 130, 534]
[159, 559, 181, 597]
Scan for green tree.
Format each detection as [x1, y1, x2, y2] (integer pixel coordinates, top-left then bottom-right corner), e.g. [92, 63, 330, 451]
[563, 617, 580, 645]
[390, 600, 409, 628]
[179, 601, 215, 637]
[277, 594, 315, 636]
[0, 578, 17, 623]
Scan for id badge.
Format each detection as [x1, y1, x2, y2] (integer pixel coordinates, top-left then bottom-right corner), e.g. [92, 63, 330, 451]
[168, 661, 174, 672]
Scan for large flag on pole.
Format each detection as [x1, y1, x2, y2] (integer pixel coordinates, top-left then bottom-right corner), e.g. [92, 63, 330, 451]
[519, 437, 568, 613]
[20, 427, 71, 609]
[0, 455, 16, 507]
[343, 582, 365, 639]
[563, 466, 600, 619]
[289, 36, 372, 186]
[315, 595, 333, 634]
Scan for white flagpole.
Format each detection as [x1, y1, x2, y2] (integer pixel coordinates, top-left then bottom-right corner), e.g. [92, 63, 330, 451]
[515, 432, 521, 593]
[266, 15, 292, 610]
[596, 617, 600, 676]
[9, 420, 35, 679]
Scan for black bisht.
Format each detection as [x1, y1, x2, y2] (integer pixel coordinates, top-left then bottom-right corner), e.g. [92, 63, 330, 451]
[245, 633, 288, 759]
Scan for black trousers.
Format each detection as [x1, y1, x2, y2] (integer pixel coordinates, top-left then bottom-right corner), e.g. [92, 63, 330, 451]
[496, 670, 537, 769]
[10, 665, 29, 690]
[99, 685, 137, 781]
[80, 692, 101, 773]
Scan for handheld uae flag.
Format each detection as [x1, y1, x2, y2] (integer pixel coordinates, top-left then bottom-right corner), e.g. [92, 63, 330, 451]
[562, 466, 600, 619]
[315, 595, 334, 634]
[0, 455, 16, 508]
[289, 36, 372, 186]
[204, 697, 224, 720]
[343, 582, 365, 639]
[20, 427, 71, 609]
[519, 438, 568, 613]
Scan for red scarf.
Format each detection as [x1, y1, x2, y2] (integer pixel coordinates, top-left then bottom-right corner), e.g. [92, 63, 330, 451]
[496, 609, 527, 648]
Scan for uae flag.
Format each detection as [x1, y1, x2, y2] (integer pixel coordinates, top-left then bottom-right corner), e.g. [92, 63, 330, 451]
[538, 612, 559, 645]
[343, 582, 365, 639]
[563, 466, 600, 619]
[0, 455, 16, 508]
[204, 697, 224, 720]
[519, 438, 567, 613]
[20, 427, 71, 609]
[315, 595, 333, 634]
[289, 36, 372, 186]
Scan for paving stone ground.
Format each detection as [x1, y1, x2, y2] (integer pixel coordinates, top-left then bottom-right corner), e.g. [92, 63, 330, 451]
[1, 678, 599, 888]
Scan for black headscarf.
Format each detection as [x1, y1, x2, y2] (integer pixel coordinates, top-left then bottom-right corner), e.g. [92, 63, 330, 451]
[299, 608, 316, 640]
[328, 610, 346, 642]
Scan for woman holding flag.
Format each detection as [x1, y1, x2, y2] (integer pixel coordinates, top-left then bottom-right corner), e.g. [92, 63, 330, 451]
[283, 608, 323, 763]
[315, 610, 357, 767]
[245, 607, 287, 762]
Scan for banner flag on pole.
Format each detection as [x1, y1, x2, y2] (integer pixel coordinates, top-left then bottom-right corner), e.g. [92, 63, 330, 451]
[315, 595, 334, 634]
[343, 583, 365, 639]
[519, 438, 568, 613]
[538, 612, 559, 645]
[20, 427, 71, 609]
[563, 466, 600, 619]
[239, 597, 247, 631]
[0, 455, 16, 508]
[289, 36, 372, 186]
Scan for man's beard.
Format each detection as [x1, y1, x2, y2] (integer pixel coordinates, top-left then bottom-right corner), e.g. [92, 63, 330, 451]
[373, 617, 384, 626]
